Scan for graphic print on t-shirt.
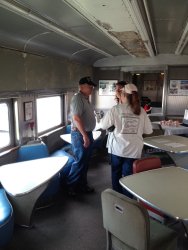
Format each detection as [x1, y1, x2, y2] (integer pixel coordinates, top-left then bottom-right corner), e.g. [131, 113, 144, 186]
[120, 114, 139, 134]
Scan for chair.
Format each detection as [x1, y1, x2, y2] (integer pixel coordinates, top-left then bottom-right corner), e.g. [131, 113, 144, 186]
[17, 142, 49, 162]
[133, 157, 164, 223]
[0, 188, 14, 247]
[101, 189, 178, 250]
[133, 157, 161, 173]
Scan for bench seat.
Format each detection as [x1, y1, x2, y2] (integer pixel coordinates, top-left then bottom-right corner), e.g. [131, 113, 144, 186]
[0, 188, 14, 247]
[50, 148, 75, 182]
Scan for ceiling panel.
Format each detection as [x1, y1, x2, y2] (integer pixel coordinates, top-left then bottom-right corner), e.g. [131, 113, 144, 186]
[148, 0, 188, 54]
[0, 7, 46, 38]
[0, 0, 188, 64]
[13, 0, 129, 56]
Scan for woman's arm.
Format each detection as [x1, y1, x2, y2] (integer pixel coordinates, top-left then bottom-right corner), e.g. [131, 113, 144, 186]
[100, 109, 114, 130]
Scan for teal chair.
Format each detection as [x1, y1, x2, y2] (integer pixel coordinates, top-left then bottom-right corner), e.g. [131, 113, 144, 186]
[101, 189, 177, 250]
[0, 188, 14, 247]
[17, 142, 49, 161]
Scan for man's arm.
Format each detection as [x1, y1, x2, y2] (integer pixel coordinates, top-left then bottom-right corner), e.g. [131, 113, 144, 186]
[73, 114, 90, 148]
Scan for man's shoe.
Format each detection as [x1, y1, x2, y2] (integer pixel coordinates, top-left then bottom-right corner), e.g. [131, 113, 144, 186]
[80, 185, 95, 194]
[67, 187, 77, 197]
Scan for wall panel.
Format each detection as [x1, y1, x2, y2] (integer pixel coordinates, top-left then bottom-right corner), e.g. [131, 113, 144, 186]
[0, 47, 92, 93]
[0, 49, 25, 91]
[167, 66, 188, 116]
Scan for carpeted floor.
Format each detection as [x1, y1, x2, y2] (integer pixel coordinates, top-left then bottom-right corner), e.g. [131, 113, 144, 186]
[3, 154, 111, 250]
[2, 152, 188, 250]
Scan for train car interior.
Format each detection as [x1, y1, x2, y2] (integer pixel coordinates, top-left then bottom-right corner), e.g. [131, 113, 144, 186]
[0, 0, 188, 249]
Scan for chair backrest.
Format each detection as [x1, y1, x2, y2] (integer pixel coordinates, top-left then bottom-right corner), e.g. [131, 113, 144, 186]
[101, 189, 150, 250]
[17, 142, 49, 162]
[133, 157, 164, 223]
[133, 157, 161, 174]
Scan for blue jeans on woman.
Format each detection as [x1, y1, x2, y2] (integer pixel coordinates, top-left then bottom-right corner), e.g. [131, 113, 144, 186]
[67, 131, 94, 189]
[110, 154, 136, 198]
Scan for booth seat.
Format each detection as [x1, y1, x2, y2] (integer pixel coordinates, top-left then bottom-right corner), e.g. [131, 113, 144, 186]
[40, 126, 72, 156]
[40, 126, 74, 184]
[16, 140, 74, 206]
[16, 142, 49, 161]
[0, 188, 14, 247]
[50, 149, 74, 184]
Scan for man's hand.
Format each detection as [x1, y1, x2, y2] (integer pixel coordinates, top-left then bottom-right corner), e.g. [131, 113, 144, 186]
[73, 114, 91, 147]
[83, 134, 90, 148]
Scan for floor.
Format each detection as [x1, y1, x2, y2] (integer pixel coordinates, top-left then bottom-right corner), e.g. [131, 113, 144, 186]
[3, 154, 110, 250]
[2, 153, 188, 250]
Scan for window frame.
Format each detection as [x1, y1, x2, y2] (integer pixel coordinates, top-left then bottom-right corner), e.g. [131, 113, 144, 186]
[36, 94, 64, 136]
[0, 99, 15, 153]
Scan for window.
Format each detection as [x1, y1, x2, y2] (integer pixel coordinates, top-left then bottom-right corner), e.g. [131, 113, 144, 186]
[0, 102, 10, 148]
[36, 96, 62, 133]
[0, 100, 15, 151]
[14, 100, 20, 141]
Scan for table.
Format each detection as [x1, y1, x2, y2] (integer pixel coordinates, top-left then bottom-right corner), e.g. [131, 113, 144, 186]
[144, 134, 188, 162]
[120, 166, 188, 221]
[0, 156, 68, 227]
[144, 134, 188, 170]
[162, 125, 188, 136]
[60, 130, 101, 144]
[152, 121, 188, 136]
[144, 135, 188, 154]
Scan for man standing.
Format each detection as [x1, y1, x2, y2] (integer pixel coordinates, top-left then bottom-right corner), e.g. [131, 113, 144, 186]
[67, 76, 96, 196]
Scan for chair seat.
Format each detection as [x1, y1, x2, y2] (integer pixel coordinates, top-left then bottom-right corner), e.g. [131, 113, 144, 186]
[0, 189, 14, 247]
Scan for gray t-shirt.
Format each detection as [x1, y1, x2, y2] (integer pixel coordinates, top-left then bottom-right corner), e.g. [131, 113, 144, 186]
[70, 92, 96, 132]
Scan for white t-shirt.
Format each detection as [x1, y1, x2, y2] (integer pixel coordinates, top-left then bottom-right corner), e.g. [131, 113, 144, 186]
[100, 103, 153, 158]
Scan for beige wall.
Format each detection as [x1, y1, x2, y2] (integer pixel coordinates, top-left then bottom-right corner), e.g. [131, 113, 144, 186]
[0, 47, 93, 145]
[0, 47, 92, 92]
[166, 66, 188, 116]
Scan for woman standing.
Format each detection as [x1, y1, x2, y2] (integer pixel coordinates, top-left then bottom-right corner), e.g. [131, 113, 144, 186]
[100, 83, 153, 197]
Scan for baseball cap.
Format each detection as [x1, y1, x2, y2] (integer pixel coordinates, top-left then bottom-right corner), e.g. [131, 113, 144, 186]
[123, 83, 138, 94]
[79, 76, 97, 87]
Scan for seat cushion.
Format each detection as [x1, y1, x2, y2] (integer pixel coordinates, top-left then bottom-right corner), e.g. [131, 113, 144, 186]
[50, 149, 75, 179]
[17, 143, 49, 162]
[40, 127, 66, 154]
[0, 189, 13, 226]
[0, 188, 14, 247]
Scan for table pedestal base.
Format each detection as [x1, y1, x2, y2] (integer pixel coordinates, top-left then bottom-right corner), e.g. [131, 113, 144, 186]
[7, 182, 48, 227]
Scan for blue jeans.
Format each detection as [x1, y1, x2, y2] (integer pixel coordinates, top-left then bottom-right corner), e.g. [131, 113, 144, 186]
[110, 154, 136, 198]
[67, 131, 94, 188]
